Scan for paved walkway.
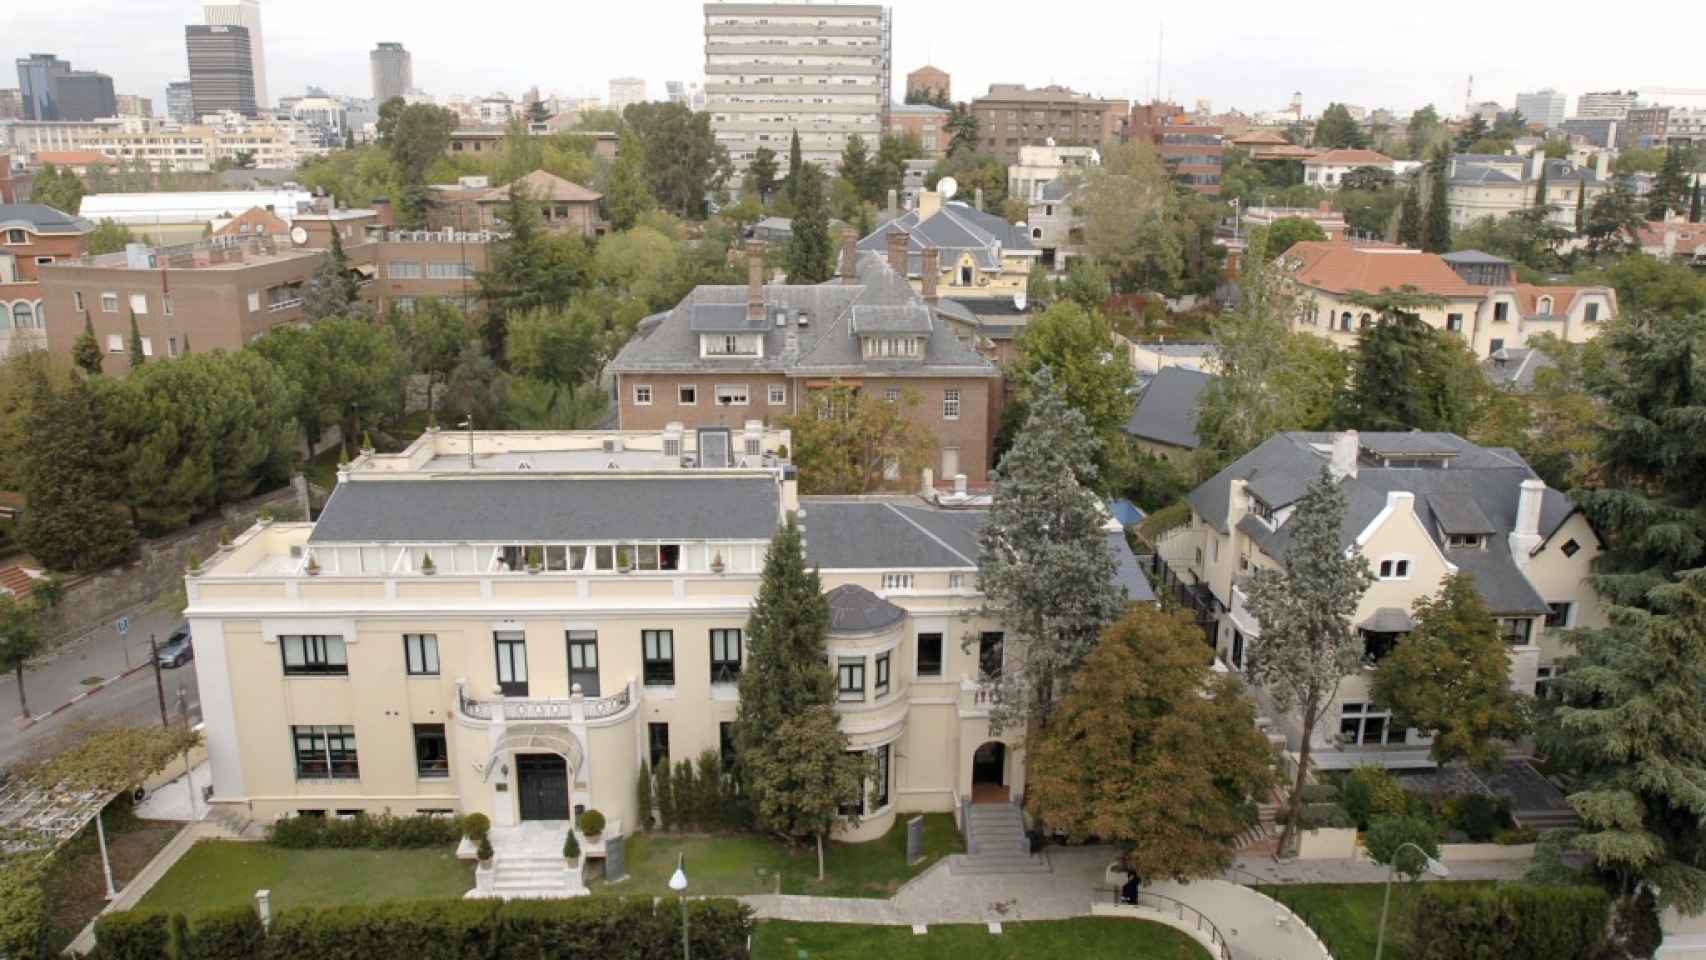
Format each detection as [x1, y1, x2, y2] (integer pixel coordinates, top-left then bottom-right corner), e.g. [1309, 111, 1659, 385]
[1225, 852, 1531, 885]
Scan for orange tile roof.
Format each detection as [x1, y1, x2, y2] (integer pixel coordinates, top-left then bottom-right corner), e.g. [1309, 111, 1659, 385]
[35, 150, 111, 166]
[1512, 283, 1586, 317]
[1279, 241, 1482, 298]
[1305, 149, 1395, 167]
[1636, 221, 1706, 255]
[1231, 130, 1289, 145]
[478, 170, 602, 204]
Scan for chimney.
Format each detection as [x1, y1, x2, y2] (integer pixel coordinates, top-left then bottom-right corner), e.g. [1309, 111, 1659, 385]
[1510, 477, 1546, 561]
[1595, 150, 1610, 180]
[746, 240, 765, 320]
[921, 247, 939, 304]
[1330, 429, 1359, 480]
[839, 229, 858, 284]
[886, 231, 909, 276]
[974, 187, 984, 212]
[918, 190, 942, 220]
[1317, 200, 1331, 214]
[372, 197, 394, 230]
[887, 188, 898, 214]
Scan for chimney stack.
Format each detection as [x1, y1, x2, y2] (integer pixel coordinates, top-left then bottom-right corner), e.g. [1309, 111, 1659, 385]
[921, 247, 939, 304]
[974, 187, 984, 212]
[918, 190, 942, 219]
[372, 197, 394, 230]
[839, 229, 859, 284]
[1330, 429, 1359, 480]
[1595, 150, 1610, 180]
[746, 240, 765, 320]
[1510, 477, 1546, 561]
[886, 231, 909, 276]
[887, 188, 898, 214]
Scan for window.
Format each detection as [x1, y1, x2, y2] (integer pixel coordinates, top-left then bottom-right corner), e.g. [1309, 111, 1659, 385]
[1494, 302, 1509, 323]
[403, 634, 439, 675]
[882, 572, 914, 592]
[494, 630, 528, 696]
[768, 384, 786, 405]
[643, 630, 675, 686]
[163, 294, 174, 316]
[166, 336, 178, 358]
[873, 743, 890, 809]
[1446, 534, 1484, 549]
[1250, 495, 1276, 525]
[101, 292, 118, 313]
[566, 631, 599, 695]
[281, 635, 348, 675]
[715, 384, 749, 406]
[874, 652, 890, 697]
[1545, 602, 1572, 629]
[648, 722, 670, 768]
[247, 291, 261, 312]
[292, 724, 359, 779]
[883, 387, 900, 402]
[387, 261, 422, 279]
[1585, 302, 1600, 324]
[678, 384, 697, 405]
[1537, 296, 1554, 314]
[1338, 702, 1406, 746]
[978, 632, 1004, 680]
[1339, 312, 1352, 331]
[72, 291, 84, 312]
[633, 384, 653, 405]
[838, 657, 866, 701]
[413, 724, 448, 778]
[1501, 617, 1534, 646]
[1446, 313, 1463, 332]
[916, 632, 943, 678]
[140, 337, 153, 357]
[129, 293, 149, 315]
[1561, 538, 1581, 558]
[106, 334, 124, 353]
[1490, 338, 1505, 354]
[710, 628, 742, 683]
[1377, 559, 1410, 580]
[942, 388, 961, 420]
[3, 229, 24, 244]
[1535, 665, 1556, 698]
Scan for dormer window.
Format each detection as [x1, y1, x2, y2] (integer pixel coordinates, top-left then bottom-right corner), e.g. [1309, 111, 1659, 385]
[1250, 495, 1276, 525]
[1446, 534, 1484, 549]
[703, 333, 761, 357]
[862, 336, 921, 359]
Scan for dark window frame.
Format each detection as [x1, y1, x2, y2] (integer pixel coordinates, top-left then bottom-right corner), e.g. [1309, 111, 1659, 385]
[567, 630, 599, 696]
[710, 628, 742, 684]
[403, 633, 439, 676]
[281, 634, 348, 676]
[916, 633, 943, 678]
[647, 721, 670, 769]
[838, 657, 866, 701]
[643, 629, 676, 686]
[978, 632, 1004, 680]
[494, 631, 528, 697]
[874, 652, 891, 698]
[1545, 602, 1572, 629]
[413, 723, 448, 779]
[292, 724, 359, 779]
[874, 743, 890, 809]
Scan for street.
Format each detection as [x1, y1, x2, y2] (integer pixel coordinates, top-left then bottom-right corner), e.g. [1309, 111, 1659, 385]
[1, 606, 204, 771]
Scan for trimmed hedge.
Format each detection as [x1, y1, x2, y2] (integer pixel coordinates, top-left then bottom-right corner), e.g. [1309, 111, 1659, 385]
[265, 812, 465, 850]
[1297, 783, 1341, 804]
[1406, 883, 1609, 960]
[1341, 765, 1409, 831]
[94, 896, 754, 960]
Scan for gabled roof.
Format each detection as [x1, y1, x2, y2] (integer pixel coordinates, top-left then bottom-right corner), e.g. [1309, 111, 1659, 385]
[1278, 241, 1482, 298]
[858, 200, 1039, 276]
[1123, 367, 1213, 450]
[1305, 149, 1394, 167]
[0, 203, 93, 235]
[479, 170, 601, 204]
[1482, 347, 1556, 392]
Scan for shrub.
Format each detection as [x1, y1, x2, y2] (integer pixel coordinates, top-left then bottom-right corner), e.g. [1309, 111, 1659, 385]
[181, 905, 264, 960]
[477, 836, 493, 862]
[655, 761, 678, 830]
[564, 831, 580, 860]
[1364, 815, 1441, 877]
[695, 750, 723, 828]
[264, 900, 499, 960]
[1274, 802, 1353, 829]
[0, 858, 49, 960]
[266, 812, 463, 850]
[1342, 765, 1409, 830]
[1495, 827, 1540, 845]
[635, 762, 654, 831]
[673, 759, 697, 827]
[462, 812, 490, 843]
[1447, 793, 1508, 841]
[1407, 883, 1609, 960]
[1298, 783, 1341, 804]
[93, 910, 171, 960]
[578, 809, 606, 837]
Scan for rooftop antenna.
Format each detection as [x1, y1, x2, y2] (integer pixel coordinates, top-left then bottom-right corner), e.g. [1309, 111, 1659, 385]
[1465, 74, 1474, 118]
[1155, 24, 1164, 107]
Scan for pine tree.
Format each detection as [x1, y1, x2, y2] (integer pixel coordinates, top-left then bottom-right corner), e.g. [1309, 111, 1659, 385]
[749, 146, 779, 204]
[1423, 153, 1452, 253]
[1397, 182, 1423, 248]
[838, 134, 874, 205]
[783, 163, 833, 284]
[127, 309, 146, 368]
[1649, 147, 1690, 220]
[1533, 158, 1549, 207]
[1692, 175, 1703, 224]
[1576, 178, 1588, 232]
[975, 368, 1126, 733]
[72, 312, 102, 376]
[17, 377, 135, 572]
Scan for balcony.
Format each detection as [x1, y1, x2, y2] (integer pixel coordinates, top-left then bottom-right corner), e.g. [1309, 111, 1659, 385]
[455, 679, 636, 726]
[267, 297, 303, 313]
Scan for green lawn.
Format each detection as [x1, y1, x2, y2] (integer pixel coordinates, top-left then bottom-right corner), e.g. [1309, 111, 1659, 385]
[602, 813, 963, 899]
[1257, 882, 1495, 960]
[136, 841, 473, 917]
[753, 918, 1211, 959]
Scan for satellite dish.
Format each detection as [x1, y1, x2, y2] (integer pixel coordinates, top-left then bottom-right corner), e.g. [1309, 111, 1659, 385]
[938, 176, 959, 201]
[290, 226, 309, 246]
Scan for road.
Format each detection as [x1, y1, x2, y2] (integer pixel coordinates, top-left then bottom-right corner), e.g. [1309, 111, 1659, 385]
[0, 606, 204, 771]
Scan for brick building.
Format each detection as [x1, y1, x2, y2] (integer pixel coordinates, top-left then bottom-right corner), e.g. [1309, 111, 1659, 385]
[886, 103, 950, 158]
[1, 203, 92, 356]
[1128, 101, 1224, 195]
[970, 84, 1128, 164]
[905, 65, 950, 103]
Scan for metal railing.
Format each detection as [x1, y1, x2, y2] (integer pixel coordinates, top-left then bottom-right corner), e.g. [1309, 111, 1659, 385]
[456, 681, 633, 723]
[1108, 889, 1235, 960]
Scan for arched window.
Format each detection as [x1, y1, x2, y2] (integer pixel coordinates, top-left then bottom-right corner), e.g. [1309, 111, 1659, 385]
[1537, 296, 1553, 314]
[10, 302, 30, 329]
[1340, 311, 1352, 331]
[1359, 312, 1372, 329]
[1031, 227, 1042, 240]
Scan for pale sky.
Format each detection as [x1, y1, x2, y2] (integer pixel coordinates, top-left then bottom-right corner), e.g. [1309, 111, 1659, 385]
[6, 0, 1705, 120]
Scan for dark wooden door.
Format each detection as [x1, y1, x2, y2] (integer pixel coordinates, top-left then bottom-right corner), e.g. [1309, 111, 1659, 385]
[516, 754, 568, 821]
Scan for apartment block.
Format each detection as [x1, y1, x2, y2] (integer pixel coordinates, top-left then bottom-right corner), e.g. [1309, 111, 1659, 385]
[1514, 89, 1566, 129]
[703, 1, 892, 177]
[970, 84, 1128, 164]
[0, 203, 91, 356]
[1129, 102, 1224, 195]
[166, 82, 195, 123]
[4, 115, 326, 176]
[886, 103, 949, 158]
[608, 77, 646, 115]
[1574, 90, 1638, 121]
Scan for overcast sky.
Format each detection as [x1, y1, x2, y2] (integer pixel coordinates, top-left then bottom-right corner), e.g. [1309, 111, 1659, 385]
[6, 0, 1704, 119]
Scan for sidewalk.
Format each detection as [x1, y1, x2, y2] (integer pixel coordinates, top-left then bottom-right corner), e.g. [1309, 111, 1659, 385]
[3, 604, 187, 727]
[1225, 852, 1531, 885]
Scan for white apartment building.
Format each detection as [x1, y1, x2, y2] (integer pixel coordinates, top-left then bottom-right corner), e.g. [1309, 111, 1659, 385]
[1, 114, 323, 172]
[1006, 142, 1099, 205]
[1514, 89, 1566, 129]
[608, 78, 647, 115]
[703, 0, 892, 178]
[1574, 91, 1638, 120]
[203, 0, 269, 108]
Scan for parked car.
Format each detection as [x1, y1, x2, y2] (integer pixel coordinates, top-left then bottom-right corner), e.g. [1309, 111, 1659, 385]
[157, 626, 193, 668]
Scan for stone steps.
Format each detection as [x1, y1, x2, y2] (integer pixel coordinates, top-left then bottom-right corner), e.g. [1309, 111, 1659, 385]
[955, 804, 1050, 875]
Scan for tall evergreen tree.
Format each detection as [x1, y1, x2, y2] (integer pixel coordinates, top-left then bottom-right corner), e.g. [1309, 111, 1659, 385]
[749, 146, 779, 204]
[1691, 174, 1703, 223]
[302, 232, 360, 322]
[783, 163, 833, 284]
[72, 312, 102, 376]
[1649, 147, 1691, 220]
[1398, 181, 1423, 248]
[1242, 470, 1374, 857]
[1337, 286, 1484, 434]
[974, 369, 1126, 733]
[126, 309, 146, 368]
[786, 130, 803, 202]
[17, 377, 135, 572]
[1533, 158, 1549, 207]
[734, 517, 868, 878]
[1576, 178, 1588, 232]
[476, 183, 551, 362]
[1423, 153, 1452, 253]
[837, 134, 875, 205]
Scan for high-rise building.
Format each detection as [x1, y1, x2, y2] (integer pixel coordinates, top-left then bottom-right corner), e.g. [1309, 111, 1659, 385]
[15, 53, 117, 122]
[186, 25, 259, 118]
[666, 81, 706, 112]
[1575, 90, 1638, 121]
[202, 0, 268, 108]
[115, 94, 154, 118]
[1514, 89, 1567, 129]
[704, 1, 891, 178]
[609, 77, 646, 114]
[0, 89, 21, 121]
[166, 81, 195, 122]
[370, 42, 412, 105]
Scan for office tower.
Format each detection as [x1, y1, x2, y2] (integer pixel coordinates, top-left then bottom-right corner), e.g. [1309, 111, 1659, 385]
[1514, 89, 1567, 129]
[15, 53, 117, 122]
[186, 25, 258, 117]
[202, 0, 268, 108]
[370, 42, 413, 105]
[166, 81, 195, 122]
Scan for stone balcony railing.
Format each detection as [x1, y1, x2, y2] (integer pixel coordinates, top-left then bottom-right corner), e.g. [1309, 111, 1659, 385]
[455, 678, 635, 725]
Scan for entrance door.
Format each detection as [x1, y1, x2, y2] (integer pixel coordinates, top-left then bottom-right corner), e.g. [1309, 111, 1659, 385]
[941, 447, 960, 482]
[971, 741, 1007, 804]
[515, 753, 568, 821]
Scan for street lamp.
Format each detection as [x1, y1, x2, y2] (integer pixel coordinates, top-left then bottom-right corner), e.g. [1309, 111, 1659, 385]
[1373, 841, 1448, 960]
[669, 853, 689, 960]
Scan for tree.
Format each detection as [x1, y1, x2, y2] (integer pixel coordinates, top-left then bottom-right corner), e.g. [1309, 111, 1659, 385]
[1075, 141, 1183, 292]
[1455, 115, 1490, 154]
[837, 134, 875, 205]
[623, 101, 727, 218]
[734, 518, 868, 878]
[0, 596, 44, 718]
[1007, 302, 1136, 488]
[526, 99, 550, 124]
[439, 337, 507, 426]
[377, 98, 458, 185]
[1649, 147, 1692, 220]
[505, 304, 606, 423]
[252, 324, 330, 455]
[17, 377, 135, 571]
[1027, 605, 1276, 879]
[1423, 153, 1452, 253]
[30, 164, 84, 214]
[1054, 259, 1109, 312]
[782, 385, 933, 494]
[398, 298, 473, 417]
[302, 232, 360, 323]
[785, 130, 803, 202]
[1691, 174, 1702, 223]
[1534, 158, 1549, 207]
[1398, 181, 1424, 247]
[0, 858, 48, 960]
[72, 312, 102, 376]
[975, 370, 1126, 733]
[605, 129, 657, 231]
[1314, 103, 1368, 149]
[1582, 179, 1644, 257]
[1254, 216, 1328, 261]
[1338, 165, 1394, 193]
[87, 219, 135, 256]
[477, 183, 594, 361]
[315, 316, 406, 456]
[126, 309, 146, 368]
[946, 104, 980, 156]
[783, 163, 833, 284]
[873, 133, 921, 206]
[1372, 573, 1530, 786]
[1406, 105, 1443, 158]
[1242, 470, 1374, 856]
[1337, 286, 1487, 434]
[749, 146, 779, 204]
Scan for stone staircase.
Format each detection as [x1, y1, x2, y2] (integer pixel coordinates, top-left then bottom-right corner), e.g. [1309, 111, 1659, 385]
[952, 803, 1050, 875]
[467, 821, 588, 899]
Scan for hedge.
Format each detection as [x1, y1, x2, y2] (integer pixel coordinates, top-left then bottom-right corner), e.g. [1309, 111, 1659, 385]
[265, 812, 466, 850]
[1406, 883, 1609, 960]
[93, 896, 754, 960]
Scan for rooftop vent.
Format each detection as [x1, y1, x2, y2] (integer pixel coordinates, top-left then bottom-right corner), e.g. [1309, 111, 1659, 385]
[516, 458, 534, 471]
[797, 311, 810, 327]
[774, 309, 787, 327]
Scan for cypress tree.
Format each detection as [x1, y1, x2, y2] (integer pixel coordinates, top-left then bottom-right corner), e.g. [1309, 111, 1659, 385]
[1422, 152, 1452, 253]
[1576, 180, 1587, 232]
[783, 163, 834, 284]
[17, 377, 136, 571]
[786, 129, 803, 202]
[1690, 174, 1702, 224]
[1397, 182, 1423, 248]
[1533, 158, 1548, 207]
[127, 309, 146, 368]
[72, 312, 102, 376]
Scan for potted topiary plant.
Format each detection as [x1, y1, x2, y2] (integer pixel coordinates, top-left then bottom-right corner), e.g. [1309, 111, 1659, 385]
[564, 830, 580, 861]
[305, 555, 321, 576]
[577, 808, 606, 839]
[462, 812, 490, 847]
[218, 526, 232, 546]
[477, 835, 493, 867]
[420, 553, 436, 575]
[616, 548, 632, 574]
[186, 551, 203, 576]
[710, 551, 726, 575]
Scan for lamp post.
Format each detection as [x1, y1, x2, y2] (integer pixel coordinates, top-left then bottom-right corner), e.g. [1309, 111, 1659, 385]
[668, 853, 689, 960]
[1373, 841, 1448, 960]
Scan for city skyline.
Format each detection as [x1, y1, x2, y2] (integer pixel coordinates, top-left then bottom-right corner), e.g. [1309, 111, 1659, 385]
[5, 0, 1706, 121]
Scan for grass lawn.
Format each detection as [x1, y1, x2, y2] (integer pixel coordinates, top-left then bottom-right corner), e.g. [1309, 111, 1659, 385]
[600, 813, 962, 899]
[136, 840, 473, 917]
[752, 918, 1211, 959]
[42, 804, 179, 952]
[1257, 882, 1496, 960]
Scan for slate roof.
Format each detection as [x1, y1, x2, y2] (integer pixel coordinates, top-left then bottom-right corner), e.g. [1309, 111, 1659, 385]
[858, 200, 1039, 277]
[826, 584, 907, 633]
[1036, 176, 1083, 204]
[309, 477, 781, 543]
[1305, 149, 1394, 167]
[1122, 367, 1214, 450]
[1186, 432, 1577, 614]
[1482, 347, 1557, 392]
[1441, 250, 1512, 266]
[611, 252, 997, 379]
[0, 204, 93, 235]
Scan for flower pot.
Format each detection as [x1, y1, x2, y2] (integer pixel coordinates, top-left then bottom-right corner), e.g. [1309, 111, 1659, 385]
[526, 564, 541, 575]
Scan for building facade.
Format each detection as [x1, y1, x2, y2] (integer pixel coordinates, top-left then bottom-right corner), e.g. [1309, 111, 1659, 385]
[886, 103, 949, 158]
[1006, 142, 1099, 205]
[703, 1, 892, 177]
[1514, 89, 1566, 129]
[0, 203, 91, 356]
[1302, 149, 1394, 190]
[115, 94, 154, 119]
[15, 54, 117, 123]
[370, 43, 413, 105]
[202, 0, 268, 108]
[905, 66, 949, 103]
[1129, 102, 1224, 195]
[1574, 91, 1637, 121]
[186, 25, 259, 118]
[608, 78, 646, 115]
[970, 85, 1127, 164]
[166, 81, 195, 123]
[1446, 152, 1611, 231]
[4, 115, 325, 176]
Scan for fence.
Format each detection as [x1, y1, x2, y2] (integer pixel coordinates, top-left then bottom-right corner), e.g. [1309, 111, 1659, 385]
[1106, 889, 1235, 960]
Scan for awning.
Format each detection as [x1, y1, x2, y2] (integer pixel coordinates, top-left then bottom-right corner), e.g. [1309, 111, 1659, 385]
[1360, 607, 1414, 633]
[480, 725, 584, 782]
[352, 263, 377, 278]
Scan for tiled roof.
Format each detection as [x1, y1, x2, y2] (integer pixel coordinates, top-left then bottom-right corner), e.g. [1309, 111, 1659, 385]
[1306, 149, 1394, 167]
[0, 203, 93, 234]
[1512, 283, 1590, 319]
[1230, 130, 1289, 145]
[1278, 241, 1482, 298]
[479, 170, 601, 204]
[1636, 221, 1706, 256]
[34, 150, 111, 166]
[1123, 367, 1213, 449]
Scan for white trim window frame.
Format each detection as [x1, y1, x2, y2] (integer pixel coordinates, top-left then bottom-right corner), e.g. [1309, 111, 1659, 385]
[715, 384, 750, 407]
[633, 383, 653, 405]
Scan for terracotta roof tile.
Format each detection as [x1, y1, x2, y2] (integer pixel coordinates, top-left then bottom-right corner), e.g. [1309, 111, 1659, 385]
[1279, 241, 1481, 297]
[1305, 149, 1395, 167]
